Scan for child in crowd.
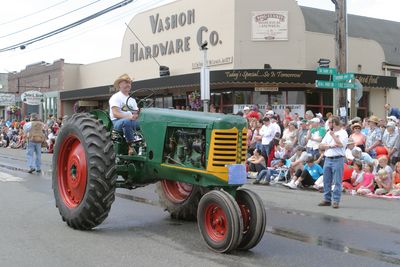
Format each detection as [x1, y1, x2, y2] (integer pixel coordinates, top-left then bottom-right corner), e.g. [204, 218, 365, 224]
[253, 159, 286, 185]
[374, 156, 393, 181]
[284, 156, 323, 189]
[357, 163, 375, 195]
[375, 169, 392, 195]
[390, 161, 400, 196]
[342, 160, 364, 191]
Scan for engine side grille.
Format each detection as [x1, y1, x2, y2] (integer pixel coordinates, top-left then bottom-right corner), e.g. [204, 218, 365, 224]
[207, 128, 246, 173]
[241, 128, 247, 164]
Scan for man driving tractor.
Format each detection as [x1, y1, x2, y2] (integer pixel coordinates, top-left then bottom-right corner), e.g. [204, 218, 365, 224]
[109, 74, 140, 155]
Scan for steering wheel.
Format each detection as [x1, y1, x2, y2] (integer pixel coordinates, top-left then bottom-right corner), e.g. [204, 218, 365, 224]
[126, 88, 155, 111]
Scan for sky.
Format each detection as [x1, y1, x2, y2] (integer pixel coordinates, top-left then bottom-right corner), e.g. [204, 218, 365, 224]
[0, 0, 399, 73]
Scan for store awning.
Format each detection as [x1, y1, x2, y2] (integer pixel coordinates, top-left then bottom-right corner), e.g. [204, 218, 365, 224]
[133, 69, 399, 90]
[60, 69, 398, 100]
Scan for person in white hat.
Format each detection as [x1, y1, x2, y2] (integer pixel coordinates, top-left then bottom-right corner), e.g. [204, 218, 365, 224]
[243, 106, 250, 118]
[109, 74, 139, 155]
[383, 121, 399, 165]
[386, 116, 399, 134]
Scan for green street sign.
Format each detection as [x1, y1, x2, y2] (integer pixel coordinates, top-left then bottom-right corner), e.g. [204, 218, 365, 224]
[316, 67, 337, 75]
[316, 80, 336, 88]
[333, 73, 355, 82]
[315, 80, 356, 89]
[339, 82, 356, 89]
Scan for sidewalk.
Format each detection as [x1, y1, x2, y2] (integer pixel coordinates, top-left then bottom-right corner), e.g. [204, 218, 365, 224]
[0, 147, 398, 230]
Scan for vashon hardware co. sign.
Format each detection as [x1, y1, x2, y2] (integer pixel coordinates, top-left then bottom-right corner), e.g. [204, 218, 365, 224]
[130, 9, 224, 62]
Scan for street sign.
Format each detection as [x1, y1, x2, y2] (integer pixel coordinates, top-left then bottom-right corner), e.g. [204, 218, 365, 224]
[316, 80, 356, 89]
[316, 80, 336, 88]
[333, 73, 355, 82]
[316, 67, 337, 75]
[340, 82, 356, 89]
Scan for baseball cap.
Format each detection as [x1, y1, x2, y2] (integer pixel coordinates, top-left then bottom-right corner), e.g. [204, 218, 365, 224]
[387, 116, 398, 122]
[243, 106, 250, 111]
[310, 118, 320, 123]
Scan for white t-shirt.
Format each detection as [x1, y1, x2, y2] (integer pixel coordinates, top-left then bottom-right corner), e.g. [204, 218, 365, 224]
[109, 91, 138, 121]
[345, 148, 354, 161]
[321, 129, 348, 157]
[271, 122, 281, 136]
[260, 124, 274, 145]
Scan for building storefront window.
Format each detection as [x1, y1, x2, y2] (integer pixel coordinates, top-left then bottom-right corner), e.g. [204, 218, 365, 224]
[155, 96, 173, 108]
[357, 92, 369, 118]
[287, 91, 305, 104]
[305, 90, 334, 116]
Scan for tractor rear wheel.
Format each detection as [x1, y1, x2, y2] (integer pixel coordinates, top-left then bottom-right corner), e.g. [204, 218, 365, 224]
[236, 188, 267, 250]
[52, 113, 117, 230]
[197, 190, 243, 253]
[156, 180, 206, 221]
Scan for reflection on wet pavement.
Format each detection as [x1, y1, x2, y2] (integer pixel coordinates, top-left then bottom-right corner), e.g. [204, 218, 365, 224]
[267, 226, 400, 265]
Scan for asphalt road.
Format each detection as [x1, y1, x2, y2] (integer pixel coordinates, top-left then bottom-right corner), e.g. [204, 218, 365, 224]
[0, 166, 399, 267]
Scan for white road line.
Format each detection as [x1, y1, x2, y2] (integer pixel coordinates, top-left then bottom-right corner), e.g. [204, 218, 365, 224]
[0, 172, 24, 182]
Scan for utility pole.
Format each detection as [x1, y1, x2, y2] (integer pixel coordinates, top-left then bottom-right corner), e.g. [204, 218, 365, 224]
[333, 0, 348, 120]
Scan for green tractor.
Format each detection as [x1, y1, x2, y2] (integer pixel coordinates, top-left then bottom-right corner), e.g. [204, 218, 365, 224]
[52, 93, 266, 253]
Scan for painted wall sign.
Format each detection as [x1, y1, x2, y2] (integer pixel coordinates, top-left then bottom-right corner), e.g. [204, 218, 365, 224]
[130, 9, 224, 62]
[252, 11, 289, 41]
[21, 90, 44, 105]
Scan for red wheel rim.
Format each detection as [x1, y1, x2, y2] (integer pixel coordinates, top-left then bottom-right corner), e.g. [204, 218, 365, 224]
[204, 203, 228, 242]
[238, 202, 251, 234]
[57, 135, 87, 208]
[161, 180, 193, 204]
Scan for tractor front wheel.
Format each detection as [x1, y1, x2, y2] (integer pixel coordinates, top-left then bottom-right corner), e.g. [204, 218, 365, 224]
[235, 188, 267, 250]
[52, 113, 116, 230]
[156, 180, 206, 221]
[197, 190, 243, 253]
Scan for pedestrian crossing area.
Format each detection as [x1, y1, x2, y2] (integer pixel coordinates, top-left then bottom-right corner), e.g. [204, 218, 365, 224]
[0, 171, 24, 182]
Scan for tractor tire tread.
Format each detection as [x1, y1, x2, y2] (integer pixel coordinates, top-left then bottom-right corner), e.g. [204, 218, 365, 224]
[53, 113, 117, 230]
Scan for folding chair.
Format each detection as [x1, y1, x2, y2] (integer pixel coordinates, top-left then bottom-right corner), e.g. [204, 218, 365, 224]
[272, 159, 292, 184]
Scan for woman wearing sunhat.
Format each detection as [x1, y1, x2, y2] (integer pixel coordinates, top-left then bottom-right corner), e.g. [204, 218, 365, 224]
[109, 74, 140, 155]
[365, 115, 382, 158]
[349, 123, 366, 151]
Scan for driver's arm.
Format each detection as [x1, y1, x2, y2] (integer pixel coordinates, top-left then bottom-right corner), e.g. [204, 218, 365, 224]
[111, 107, 137, 120]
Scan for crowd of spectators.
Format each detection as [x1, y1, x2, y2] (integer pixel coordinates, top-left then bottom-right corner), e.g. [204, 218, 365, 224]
[0, 114, 63, 153]
[244, 103, 400, 197]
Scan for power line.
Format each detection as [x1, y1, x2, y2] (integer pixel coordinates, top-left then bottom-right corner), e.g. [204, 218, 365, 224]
[6, 0, 163, 56]
[0, 0, 70, 26]
[0, 0, 102, 39]
[0, 0, 134, 53]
